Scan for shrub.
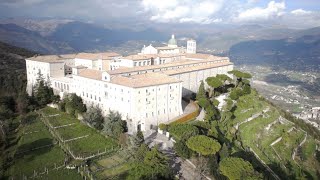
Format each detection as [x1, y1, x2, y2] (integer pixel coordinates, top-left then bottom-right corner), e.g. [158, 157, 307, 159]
[212, 98, 220, 106]
[174, 141, 192, 159]
[168, 124, 199, 141]
[198, 97, 210, 108]
[159, 123, 168, 131]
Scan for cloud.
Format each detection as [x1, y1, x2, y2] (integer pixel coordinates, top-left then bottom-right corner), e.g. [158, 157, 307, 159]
[141, 0, 225, 24]
[234, 1, 285, 22]
[291, 9, 312, 15]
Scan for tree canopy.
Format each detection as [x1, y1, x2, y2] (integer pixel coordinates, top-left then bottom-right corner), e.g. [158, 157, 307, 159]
[219, 157, 256, 180]
[168, 124, 199, 141]
[186, 135, 221, 156]
[196, 80, 206, 100]
[128, 146, 172, 180]
[33, 71, 58, 107]
[83, 106, 104, 130]
[216, 74, 232, 83]
[103, 111, 127, 138]
[206, 77, 223, 89]
[228, 70, 252, 79]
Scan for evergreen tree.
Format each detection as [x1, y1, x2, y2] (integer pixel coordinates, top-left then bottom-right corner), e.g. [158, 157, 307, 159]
[186, 135, 221, 156]
[83, 106, 104, 130]
[196, 80, 206, 100]
[219, 143, 229, 160]
[103, 111, 127, 138]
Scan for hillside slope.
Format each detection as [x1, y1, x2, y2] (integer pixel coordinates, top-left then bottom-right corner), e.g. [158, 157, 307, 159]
[0, 41, 37, 95]
[224, 91, 320, 179]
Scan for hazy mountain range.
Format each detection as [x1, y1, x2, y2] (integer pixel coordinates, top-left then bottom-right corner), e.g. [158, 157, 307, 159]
[0, 18, 319, 71]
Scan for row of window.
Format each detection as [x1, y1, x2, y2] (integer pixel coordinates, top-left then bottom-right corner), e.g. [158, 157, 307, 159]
[134, 60, 151, 67]
[82, 92, 102, 102]
[54, 82, 69, 91]
[145, 107, 178, 118]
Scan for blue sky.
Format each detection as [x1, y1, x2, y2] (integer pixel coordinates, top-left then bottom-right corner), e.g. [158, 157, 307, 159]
[0, 0, 319, 28]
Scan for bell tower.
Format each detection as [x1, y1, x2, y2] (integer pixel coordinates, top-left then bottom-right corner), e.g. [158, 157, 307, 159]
[187, 39, 196, 54]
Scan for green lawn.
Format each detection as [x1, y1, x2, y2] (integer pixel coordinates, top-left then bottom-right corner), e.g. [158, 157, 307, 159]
[9, 146, 65, 179]
[24, 119, 47, 133]
[67, 134, 117, 157]
[16, 130, 54, 154]
[96, 163, 131, 179]
[7, 112, 67, 179]
[41, 107, 119, 158]
[56, 123, 93, 140]
[41, 107, 76, 127]
[35, 168, 82, 180]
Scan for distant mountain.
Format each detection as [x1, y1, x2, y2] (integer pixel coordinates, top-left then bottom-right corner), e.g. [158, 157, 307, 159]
[49, 21, 168, 52]
[0, 20, 168, 54]
[0, 18, 73, 36]
[229, 28, 320, 71]
[0, 41, 37, 95]
[0, 24, 75, 54]
[197, 25, 298, 54]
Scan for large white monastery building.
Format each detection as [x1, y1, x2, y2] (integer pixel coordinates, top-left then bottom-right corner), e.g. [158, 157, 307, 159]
[25, 35, 233, 133]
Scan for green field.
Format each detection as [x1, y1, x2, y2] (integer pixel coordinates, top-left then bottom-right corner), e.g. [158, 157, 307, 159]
[34, 168, 82, 180]
[92, 151, 133, 179]
[7, 113, 67, 179]
[41, 107, 77, 127]
[41, 107, 119, 158]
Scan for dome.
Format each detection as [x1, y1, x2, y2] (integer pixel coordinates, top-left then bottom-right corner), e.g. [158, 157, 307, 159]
[168, 34, 177, 46]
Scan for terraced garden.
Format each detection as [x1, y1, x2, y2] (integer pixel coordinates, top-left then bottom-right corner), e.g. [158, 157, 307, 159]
[7, 112, 80, 179]
[91, 150, 134, 179]
[233, 92, 320, 179]
[40, 107, 118, 159]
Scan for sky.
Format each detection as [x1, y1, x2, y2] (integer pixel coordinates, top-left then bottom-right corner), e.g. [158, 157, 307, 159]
[0, 0, 319, 29]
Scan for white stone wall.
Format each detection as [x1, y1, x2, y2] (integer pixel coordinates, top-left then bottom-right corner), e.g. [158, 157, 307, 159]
[169, 64, 233, 97]
[26, 60, 52, 95]
[74, 58, 94, 69]
[141, 45, 158, 54]
[130, 82, 183, 132]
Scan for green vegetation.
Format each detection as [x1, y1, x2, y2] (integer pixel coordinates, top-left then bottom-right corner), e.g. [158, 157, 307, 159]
[186, 135, 221, 156]
[167, 70, 320, 180]
[103, 110, 127, 139]
[219, 157, 262, 180]
[168, 124, 199, 141]
[59, 93, 86, 117]
[41, 107, 118, 157]
[127, 146, 172, 180]
[83, 105, 104, 130]
[6, 113, 66, 179]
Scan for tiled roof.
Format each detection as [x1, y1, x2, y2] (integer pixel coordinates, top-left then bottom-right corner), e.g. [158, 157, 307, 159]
[122, 54, 156, 61]
[111, 73, 181, 88]
[161, 62, 233, 75]
[28, 52, 120, 62]
[185, 53, 212, 59]
[77, 69, 102, 81]
[27, 55, 64, 63]
[107, 58, 230, 75]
